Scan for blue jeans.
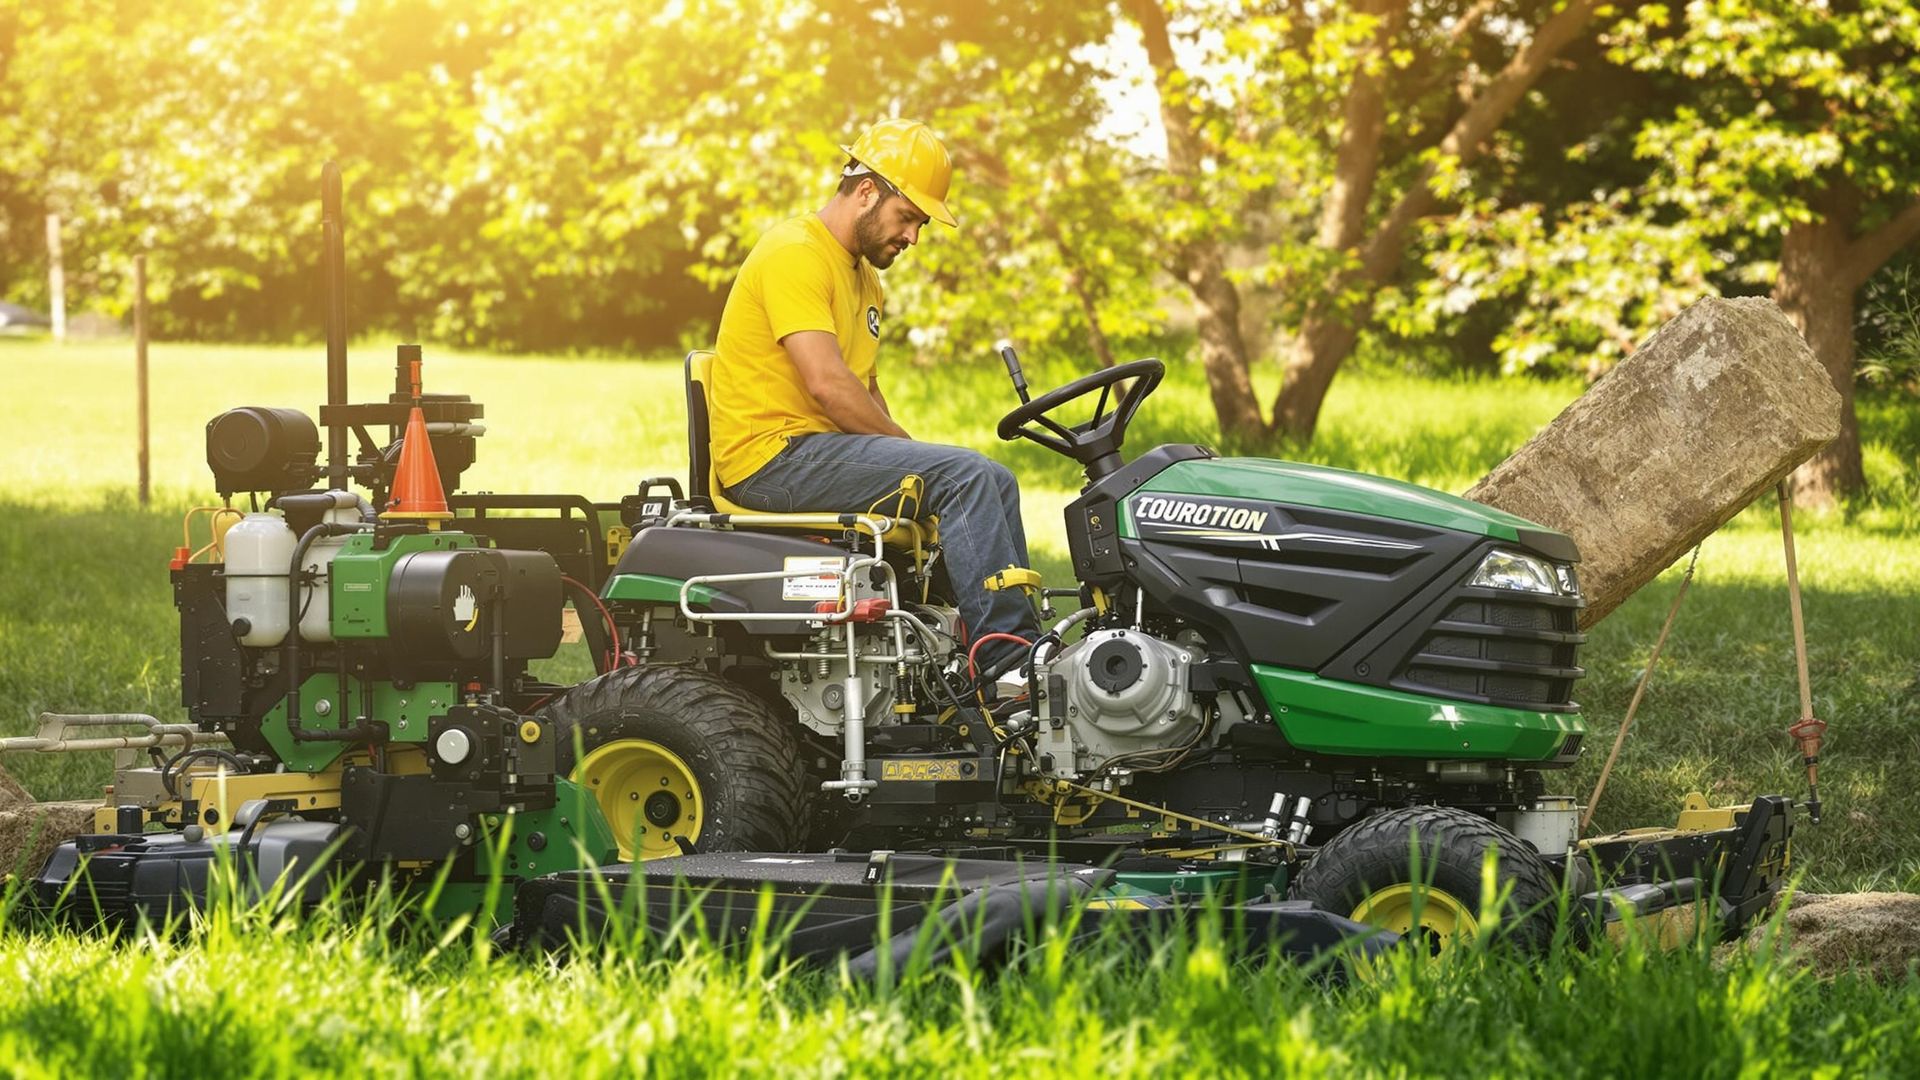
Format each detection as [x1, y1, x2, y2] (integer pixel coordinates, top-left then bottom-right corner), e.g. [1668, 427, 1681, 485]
[726, 433, 1039, 663]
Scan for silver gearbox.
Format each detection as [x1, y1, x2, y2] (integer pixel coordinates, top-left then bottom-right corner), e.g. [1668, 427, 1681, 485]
[1034, 628, 1209, 778]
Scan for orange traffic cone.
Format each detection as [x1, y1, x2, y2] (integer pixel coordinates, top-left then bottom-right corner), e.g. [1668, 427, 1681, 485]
[385, 361, 455, 526]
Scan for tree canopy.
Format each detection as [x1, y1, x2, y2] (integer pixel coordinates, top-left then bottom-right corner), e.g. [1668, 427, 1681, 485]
[2, 0, 1915, 500]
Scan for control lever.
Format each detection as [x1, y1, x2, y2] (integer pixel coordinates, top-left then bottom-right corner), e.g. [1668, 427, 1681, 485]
[998, 343, 1030, 404]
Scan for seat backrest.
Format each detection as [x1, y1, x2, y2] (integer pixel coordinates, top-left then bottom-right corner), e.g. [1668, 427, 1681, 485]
[684, 349, 717, 503]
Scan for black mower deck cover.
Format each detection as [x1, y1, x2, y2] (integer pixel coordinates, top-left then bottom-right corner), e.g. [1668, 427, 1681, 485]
[508, 850, 1396, 975]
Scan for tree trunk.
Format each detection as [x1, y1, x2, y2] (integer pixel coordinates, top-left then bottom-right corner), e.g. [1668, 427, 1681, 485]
[1270, 0, 1603, 444]
[1268, 0, 1399, 443]
[1185, 246, 1265, 439]
[1272, 312, 1364, 441]
[1129, 0, 1264, 441]
[1774, 191, 1920, 505]
[1774, 222, 1864, 505]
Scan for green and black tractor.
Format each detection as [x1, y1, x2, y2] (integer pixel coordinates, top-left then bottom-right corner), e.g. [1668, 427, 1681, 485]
[21, 168, 1790, 949]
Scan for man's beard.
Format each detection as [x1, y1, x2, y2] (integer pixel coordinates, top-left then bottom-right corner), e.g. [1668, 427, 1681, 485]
[854, 199, 904, 269]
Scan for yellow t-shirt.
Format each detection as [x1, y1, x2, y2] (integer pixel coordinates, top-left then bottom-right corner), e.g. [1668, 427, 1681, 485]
[711, 215, 885, 488]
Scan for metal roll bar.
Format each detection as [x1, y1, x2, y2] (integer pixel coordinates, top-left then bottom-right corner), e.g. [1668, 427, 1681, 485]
[0, 713, 229, 755]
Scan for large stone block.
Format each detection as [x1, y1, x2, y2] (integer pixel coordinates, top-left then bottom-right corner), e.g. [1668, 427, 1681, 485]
[1466, 297, 1840, 627]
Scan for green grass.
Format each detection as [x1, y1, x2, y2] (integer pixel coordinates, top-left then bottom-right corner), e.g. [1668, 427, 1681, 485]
[1, 337, 1917, 1075]
[1, 876, 1917, 1078]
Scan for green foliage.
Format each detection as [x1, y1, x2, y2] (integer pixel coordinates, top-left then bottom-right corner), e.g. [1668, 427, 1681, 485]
[0, 1, 1144, 359]
[1390, 0, 1920, 378]
[1612, 0, 1920, 229]
[1386, 194, 1726, 377]
[1859, 264, 1920, 395]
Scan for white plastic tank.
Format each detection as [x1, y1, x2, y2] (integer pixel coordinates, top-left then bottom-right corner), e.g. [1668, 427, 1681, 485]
[224, 512, 297, 646]
[1500, 795, 1582, 855]
[297, 492, 367, 642]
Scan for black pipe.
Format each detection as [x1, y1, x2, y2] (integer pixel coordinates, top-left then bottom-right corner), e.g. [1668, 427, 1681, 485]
[283, 521, 377, 743]
[321, 162, 349, 491]
[392, 344, 420, 447]
[489, 584, 508, 699]
[560, 576, 614, 675]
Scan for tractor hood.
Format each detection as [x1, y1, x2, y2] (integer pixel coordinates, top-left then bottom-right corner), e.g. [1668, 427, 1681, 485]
[1122, 457, 1578, 562]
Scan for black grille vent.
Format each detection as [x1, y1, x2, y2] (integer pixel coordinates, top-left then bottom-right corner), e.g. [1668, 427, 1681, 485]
[1397, 591, 1585, 711]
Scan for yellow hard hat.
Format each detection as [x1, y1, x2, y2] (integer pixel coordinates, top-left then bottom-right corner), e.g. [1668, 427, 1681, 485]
[841, 119, 957, 229]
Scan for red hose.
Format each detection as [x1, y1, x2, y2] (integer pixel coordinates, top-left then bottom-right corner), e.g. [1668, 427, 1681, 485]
[561, 575, 623, 672]
[966, 632, 1034, 681]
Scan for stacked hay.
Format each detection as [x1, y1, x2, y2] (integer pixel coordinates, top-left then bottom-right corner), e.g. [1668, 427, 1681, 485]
[1762, 892, 1920, 981]
[1467, 296, 1842, 627]
[0, 762, 98, 877]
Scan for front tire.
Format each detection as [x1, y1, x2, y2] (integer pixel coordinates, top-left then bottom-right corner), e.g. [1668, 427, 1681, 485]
[538, 664, 806, 860]
[1291, 805, 1561, 951]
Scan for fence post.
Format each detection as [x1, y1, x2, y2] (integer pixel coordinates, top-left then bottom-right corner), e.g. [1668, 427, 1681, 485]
[135, 254, 150, 507]
[46, 214, 65, 342]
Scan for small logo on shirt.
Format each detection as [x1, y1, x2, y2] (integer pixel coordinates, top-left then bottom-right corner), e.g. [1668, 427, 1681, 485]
[866, 305, 881, 339]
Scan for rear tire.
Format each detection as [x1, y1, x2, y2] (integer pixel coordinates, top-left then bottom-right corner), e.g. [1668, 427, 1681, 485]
[538, 664, 806, 860]
[1291, 805, 1561, 951]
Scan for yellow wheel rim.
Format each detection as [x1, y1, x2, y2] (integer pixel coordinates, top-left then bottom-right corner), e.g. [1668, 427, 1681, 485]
[1350, 884, 1479, 951]
[573, 739, 704, 861]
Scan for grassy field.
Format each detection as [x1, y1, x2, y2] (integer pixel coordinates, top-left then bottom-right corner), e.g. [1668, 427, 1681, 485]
[1, 337, 1917, 1075]
[2, 882, 1918, 1078]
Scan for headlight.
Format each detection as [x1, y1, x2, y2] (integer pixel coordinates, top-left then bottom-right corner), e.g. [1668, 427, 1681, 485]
[1468, 549, 1560, 595]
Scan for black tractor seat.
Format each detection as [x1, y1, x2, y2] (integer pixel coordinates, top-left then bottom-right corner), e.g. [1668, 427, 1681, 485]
[682, 350, 938, 550]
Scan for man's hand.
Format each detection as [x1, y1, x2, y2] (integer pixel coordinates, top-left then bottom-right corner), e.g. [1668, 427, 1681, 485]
[782, 330, 910, 439]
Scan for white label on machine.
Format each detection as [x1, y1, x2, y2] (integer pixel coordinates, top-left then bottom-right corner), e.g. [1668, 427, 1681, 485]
[782, 556, 846, 601]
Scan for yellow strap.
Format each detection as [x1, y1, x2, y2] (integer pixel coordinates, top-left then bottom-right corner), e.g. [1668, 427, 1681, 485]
[867, 473, 925, 521]
[983, 566, 1043, 593]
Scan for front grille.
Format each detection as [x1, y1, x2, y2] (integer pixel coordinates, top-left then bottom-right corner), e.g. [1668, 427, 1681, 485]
[1397, 591, 1585, 711]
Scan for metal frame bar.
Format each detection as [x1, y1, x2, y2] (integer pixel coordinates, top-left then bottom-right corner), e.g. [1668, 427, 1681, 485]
[0, 713, 228, 755]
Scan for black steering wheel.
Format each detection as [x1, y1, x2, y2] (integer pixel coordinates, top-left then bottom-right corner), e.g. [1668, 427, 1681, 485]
[995, 353, 1164, 481]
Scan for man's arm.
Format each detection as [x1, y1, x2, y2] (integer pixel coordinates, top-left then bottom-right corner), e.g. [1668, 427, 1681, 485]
[782, 330, 910, 439]
[869, 376, 893, 419]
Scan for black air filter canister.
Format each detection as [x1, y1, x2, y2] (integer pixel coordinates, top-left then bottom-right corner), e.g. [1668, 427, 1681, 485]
[387, 549, 498, 664]
[206, 407, 321, 494]
[489, 549, 563, 659]
[386, 548, 564, 666]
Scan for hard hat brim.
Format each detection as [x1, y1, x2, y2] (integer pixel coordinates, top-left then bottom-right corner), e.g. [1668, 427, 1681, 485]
[841, 144, 958, 229]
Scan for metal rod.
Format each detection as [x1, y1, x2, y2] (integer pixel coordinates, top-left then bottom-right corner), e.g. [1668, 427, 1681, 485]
[321, 162, 349, 491]
[1779, 483, 1815, 722]
[0, 713, 227, 755]
[1778, 481, 1826, 824]
[134, 253, 150, 506]
[1582, 545, 1701, 833]
[678, 555, 896, 624]
[666, 510, 899, 536]
[836, 614, 872, 792]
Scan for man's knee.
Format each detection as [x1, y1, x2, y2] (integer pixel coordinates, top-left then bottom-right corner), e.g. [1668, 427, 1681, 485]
[924, 446, 1008, 492]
